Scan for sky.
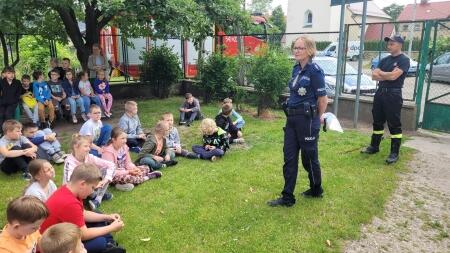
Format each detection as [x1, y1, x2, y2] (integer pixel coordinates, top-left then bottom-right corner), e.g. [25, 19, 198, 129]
[270, 0, 450, 13]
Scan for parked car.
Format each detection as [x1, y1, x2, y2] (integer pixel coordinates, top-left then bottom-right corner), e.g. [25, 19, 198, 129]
[318, 41, 361, 61]
[313, 57, 377, 96]
[426, 52, 450, 83]
[370, 52, 418, 76]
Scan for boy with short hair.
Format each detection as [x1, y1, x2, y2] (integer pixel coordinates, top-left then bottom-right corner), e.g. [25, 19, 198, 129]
[61, 57, 71, 77]
[40, 223, 86, 253]
[48, 68, 70, 120]
[33, 70, 55, 129]
[0, 196, 49, 253]
[0, 120, 37, 180]
[215, 101, 245, 144]
[0, 66, 22, 133]
[162, 112, 199, 159]
[21, 74, 39, 124]
[79, 104, 112, 157]
[179, 93, 202, 126]
[22, 122, 66, 164]
[40, 163, 125, 253]
[118, 101, 146, 152]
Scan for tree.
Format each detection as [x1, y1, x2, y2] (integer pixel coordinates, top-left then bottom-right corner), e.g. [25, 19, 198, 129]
[382, 4, 404, 21]
[270, 5, 286, 33]
[250, 0, 273, 14]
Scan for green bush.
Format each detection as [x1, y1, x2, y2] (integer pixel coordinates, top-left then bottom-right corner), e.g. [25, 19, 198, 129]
[247, 48, 291, 116]
[435, 36, 450, 56]
[316, 41, 331, 51]
[198, 51, 237, 104]
[140, 44, 182, 98]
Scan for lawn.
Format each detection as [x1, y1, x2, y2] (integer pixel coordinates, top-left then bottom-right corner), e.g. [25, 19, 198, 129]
[0, 97, 411, 252]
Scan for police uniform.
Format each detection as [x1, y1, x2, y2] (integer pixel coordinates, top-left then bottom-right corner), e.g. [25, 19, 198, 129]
[363, 51, 410, 163]
[279, 61, 327, 204]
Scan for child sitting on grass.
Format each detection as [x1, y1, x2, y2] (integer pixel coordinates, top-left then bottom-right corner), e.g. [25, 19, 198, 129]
[0, 196, 49, 253]
[40, 222, 86, 253]
[118, 101, 146, 152]
[137, 121, 177, 169]
[79, 104, 112, 157]
[178, 93, 202, 126]
[161, 112, 199, 159]
[215, 101, 245, 144]
[0, 120, 37, 180]
[23, 159, 57, 202]
[22, 122, 66, 164]
[40, 163, 125, 253]
[102, 127, 162, 191]
[192, 118, 229, 161]
[64, 134, 116, 210]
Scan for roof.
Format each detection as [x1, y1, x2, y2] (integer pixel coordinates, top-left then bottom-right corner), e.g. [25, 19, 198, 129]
[365, 23, 395, 41]
[397, 1, 450, 21]
[347, 2, 391, 19]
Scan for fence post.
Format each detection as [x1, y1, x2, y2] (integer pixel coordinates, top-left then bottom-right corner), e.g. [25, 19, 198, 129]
[332, 0, 347, 116]
[415, 20, 433, 128]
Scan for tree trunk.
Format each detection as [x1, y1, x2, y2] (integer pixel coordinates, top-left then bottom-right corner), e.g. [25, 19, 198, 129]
[0, 31, 9, 68]
[52, 2, 113, 70]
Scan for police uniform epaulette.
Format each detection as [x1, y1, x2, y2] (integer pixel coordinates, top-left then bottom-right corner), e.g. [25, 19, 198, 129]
[312, 63, 320, 71]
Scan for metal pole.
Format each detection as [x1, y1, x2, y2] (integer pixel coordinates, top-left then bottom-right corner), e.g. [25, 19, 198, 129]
[353, 0, 368, 128]
[415, 20, 432, 128]
[408, 0, 417, 56]
[333, 0, 346, 116]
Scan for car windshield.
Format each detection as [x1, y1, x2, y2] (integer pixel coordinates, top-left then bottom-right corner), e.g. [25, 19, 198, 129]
[313, 59, 358, 75]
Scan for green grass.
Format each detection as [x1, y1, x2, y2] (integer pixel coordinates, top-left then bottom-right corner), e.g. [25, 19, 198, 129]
[0, 97, 412, 252]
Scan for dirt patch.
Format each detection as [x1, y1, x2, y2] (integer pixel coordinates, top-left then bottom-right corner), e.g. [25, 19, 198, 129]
[345, 135, 450, 253]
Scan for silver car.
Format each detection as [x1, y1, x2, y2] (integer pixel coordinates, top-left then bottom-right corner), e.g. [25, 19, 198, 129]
[427, 52, 450, 83]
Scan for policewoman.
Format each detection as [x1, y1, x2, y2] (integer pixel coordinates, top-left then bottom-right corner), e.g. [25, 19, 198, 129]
[361, 35, 409, 164]
[268, 36, 328, 207]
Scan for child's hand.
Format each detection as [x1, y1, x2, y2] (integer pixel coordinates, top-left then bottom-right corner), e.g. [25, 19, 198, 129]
[45, 133, 56, 142]
[209, 146, 216, 150]
[24, 149, 36, 158]
[138, 133, 146, 139]
[108, 213, 121, 221]
[96, 179, 108, 188]
[175, 146, 182, 153]
[164, 154, 171, 161]
[109, 219, 124, 232]
[153, 155, 164, 162]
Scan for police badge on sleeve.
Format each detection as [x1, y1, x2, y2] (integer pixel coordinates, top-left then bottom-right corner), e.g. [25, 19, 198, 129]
[298, 87, 306, 96]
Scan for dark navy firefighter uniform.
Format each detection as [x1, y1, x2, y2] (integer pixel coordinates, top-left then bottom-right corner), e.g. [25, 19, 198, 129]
[281, 61, 327, 203]
[364, 53, 409, 163]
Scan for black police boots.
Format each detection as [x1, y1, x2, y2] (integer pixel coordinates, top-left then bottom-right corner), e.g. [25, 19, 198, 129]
[361, 134, 382, 154]
[386, 138, 401, 164]
[301, 186, 323, 198]
[267, 197, 295, 207]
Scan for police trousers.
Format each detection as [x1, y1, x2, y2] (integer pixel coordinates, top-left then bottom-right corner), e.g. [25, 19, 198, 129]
[282, 114, 322, 202]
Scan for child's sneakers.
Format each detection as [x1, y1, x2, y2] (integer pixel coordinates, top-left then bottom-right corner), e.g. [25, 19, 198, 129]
[88, 199, 100, 210]
[58, 150, 68, 159]
[81, 113, 88, 121]
[129, 146, 141, 153]
[51, 153, 65, 164]
[186, 152, 200, 159]
[210, 156, 217, 162]
[102, 191, 114, 201]
[147, 171, 162, 179]
[22, 172, 32, 181]
[162, 160, 178, 167]
[115, 183, 134, 192]
[232, 138, 245, 144]
[72, 114, 78, 124]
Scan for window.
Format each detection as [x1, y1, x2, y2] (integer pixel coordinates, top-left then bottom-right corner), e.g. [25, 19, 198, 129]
[402, 24, 409, 31]
[414, 24, 420, 31]
[304, 10, 313, 28]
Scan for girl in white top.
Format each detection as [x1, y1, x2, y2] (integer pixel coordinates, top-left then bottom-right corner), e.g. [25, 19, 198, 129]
[23, 159, 57, 202]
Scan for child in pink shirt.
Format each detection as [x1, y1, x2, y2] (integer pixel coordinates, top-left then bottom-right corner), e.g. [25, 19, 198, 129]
[102, 127, 161, 191]
[63, 134, 116, 210]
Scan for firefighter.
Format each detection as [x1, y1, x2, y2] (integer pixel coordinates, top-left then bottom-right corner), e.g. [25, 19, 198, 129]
[267, 36, 328, 207]
[362, 35, 410, 164]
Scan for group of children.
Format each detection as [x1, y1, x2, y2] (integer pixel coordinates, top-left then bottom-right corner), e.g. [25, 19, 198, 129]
[0, 92, 246, 253]
[0, 63, 113, 131]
